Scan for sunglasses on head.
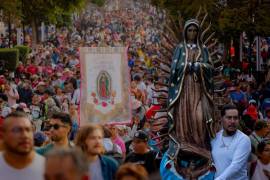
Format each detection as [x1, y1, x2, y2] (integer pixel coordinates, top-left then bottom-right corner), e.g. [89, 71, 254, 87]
[47, 124, 67, 130]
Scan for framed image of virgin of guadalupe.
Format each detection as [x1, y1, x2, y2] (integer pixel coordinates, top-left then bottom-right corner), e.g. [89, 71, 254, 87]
[80, 47, 131, 125]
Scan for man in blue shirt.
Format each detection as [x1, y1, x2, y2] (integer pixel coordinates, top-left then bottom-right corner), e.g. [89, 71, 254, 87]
[36, 112, 73, 155]
[75, 124, 118, 180]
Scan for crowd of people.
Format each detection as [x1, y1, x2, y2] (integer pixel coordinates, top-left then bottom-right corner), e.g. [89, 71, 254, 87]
[0, 2, 165, 180]
[0, 0, 269, 179]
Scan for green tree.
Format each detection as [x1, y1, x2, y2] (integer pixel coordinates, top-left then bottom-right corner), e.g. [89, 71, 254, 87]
[91, 0, 106, 7]
[0, 0, 87, 45]
[21, 0, 86, 45]
[218, 0, 270, 60]
[151, 0, 218, 20]
[152, 0, 270, 61]
[0, 0, 21, 47]
[151, 0, 221, 43]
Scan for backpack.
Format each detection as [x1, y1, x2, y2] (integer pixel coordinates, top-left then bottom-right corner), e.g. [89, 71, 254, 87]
[52, 96, 61, 108]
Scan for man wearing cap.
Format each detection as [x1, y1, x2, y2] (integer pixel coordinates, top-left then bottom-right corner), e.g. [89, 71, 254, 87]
[244, 104, 259, 121]
[124, 130, 159, 174]
[36, 112, 73, 156]
[243, 99, 264, 120]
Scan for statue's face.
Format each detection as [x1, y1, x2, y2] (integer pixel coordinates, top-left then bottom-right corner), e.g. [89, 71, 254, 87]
[186, 25, 198, 42]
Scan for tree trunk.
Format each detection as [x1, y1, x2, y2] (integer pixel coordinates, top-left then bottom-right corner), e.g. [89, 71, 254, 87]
[234, 33, 240, 65]
[22, 0, 25, 44]
[35, 21, 40, 44]
[31, 20, 37, 47]
[31, 18, 40, 47]
[8, 13, 11, 48]
[22, 22, 25, 44]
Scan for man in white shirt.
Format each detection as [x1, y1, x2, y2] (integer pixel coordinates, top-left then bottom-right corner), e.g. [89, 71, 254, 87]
[0, 111, 45, 180]
[211, 104, 251, 180]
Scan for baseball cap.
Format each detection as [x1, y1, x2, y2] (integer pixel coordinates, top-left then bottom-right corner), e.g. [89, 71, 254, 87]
[34, 131, 47, 145]
[134, 130, 148, 142]
[249, 99, 257, 105]
[37, 81, 46, 87]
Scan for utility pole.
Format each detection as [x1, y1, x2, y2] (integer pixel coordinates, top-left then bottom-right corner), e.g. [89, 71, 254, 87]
[253, 0, 262, 72]
[8, 12, 11, 48]
[256, 36, 261, 71]
[247, 0, 256, 72]
[22, 0, 25, 44]
[239, 33, 243, 62]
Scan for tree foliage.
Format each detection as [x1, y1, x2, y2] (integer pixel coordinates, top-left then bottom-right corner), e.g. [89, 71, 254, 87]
[14, 45, 30, 63]
[253, 2, 270, 36]
[0, 48, 19, 71]
[219, 0, 270, 37]
[151, 0, 218, 20]
[0, 0, 20, 15]
[21, 0, 86, 27]
[0, 0, 21, 25]
[91, 0, 106, 7]
[151, 0, 270, 62]
[151, 0, 222, 44]
[0, 0, 87, 44]
[152, 0, 270, 39]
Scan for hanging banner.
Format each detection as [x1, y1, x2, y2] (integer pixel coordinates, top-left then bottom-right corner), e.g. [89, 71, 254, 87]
[80, 47, 131, 125]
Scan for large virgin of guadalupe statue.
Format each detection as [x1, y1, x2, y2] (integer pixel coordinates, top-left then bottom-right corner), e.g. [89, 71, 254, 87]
[160, 19, 218, 180]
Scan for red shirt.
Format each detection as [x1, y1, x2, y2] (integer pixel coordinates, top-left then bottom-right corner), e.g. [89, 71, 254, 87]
[26, 65, 38, 75]
[43, 66, 53, 76]
[16, 65, 25, 73]
[242, 62, 249, 71]
[145, 105, 162, 120]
